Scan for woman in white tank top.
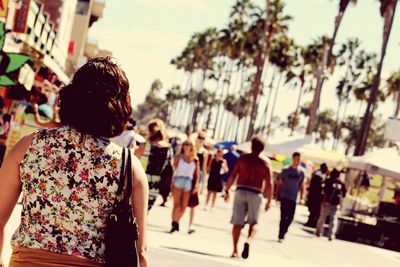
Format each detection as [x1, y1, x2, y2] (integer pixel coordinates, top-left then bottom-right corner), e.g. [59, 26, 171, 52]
[170, 140, 199, 233]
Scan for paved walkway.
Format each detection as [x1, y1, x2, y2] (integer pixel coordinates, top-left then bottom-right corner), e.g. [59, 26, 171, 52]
[4, 194, 400, 267]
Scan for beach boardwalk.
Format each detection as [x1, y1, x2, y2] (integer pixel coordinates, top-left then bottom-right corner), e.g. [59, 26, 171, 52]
[4, 196, 400, 267]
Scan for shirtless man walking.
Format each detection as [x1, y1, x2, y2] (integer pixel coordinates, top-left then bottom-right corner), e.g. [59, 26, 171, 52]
[224, 136, 273, 259]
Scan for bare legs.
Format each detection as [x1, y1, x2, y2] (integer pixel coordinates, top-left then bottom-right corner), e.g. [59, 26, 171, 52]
[231, 224, 258, 258]
[171, 186, 191, 232]
[205, 191, 217, 210]
[188, 207, 196, 234]
[232, 225, 243, 257]
[246, 224, 258, 244]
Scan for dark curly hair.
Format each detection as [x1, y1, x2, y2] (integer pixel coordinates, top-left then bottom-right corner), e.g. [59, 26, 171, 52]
[59, 57, 132, 138]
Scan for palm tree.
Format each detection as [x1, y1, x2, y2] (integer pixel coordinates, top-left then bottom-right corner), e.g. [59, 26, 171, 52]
[305, 0, 358, 135]
[247, 0, 292, 140]
[332, 38, 361, 148]
[386, 70, 400, 117]
[265, 34, 297, 137]
[214, 0, 256, 139]
[223, 93, 251, 142]
[314, 109, 335, 147]
[289, 45, 313, 135]
[166, 85, 182, 126]
[355, 0, 398, 155]
[189, 28, 220, 131]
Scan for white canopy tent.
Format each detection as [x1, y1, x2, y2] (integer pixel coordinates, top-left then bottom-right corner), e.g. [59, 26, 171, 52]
[348, 148, 400, 180]
[237, 136, 346, 166]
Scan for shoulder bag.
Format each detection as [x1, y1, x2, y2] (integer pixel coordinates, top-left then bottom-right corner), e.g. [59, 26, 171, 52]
[105, 148, 140, 267]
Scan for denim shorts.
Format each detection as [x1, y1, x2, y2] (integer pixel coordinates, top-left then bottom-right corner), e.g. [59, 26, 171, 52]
[173, 176, 192, 192]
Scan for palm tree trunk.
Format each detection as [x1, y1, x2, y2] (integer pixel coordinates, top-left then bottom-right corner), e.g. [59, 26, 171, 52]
[211, 63, 226, 137]
[306, 7, 348, 135]
[242, 116, 249, 142]
[247, 0, 271, 140]
[291, 81, 305, 135]
[266, 73, 284, 137]
[332, 99, 343, 149]
[254, 62, 270, 134]
[235, 116, 241, 142]
[394, 91, 400, 117]
[260, 68, 277, 135]
[191, 69, 207, 131]
[355, 0, 397, 156]
[215, 61, 234, 139]
[306, 45, 329, 135]
[172, 72, 192, 126]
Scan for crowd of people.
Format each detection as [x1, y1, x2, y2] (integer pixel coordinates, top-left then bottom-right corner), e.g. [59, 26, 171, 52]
[126, 116, 348, 259]
[0, 57, 349, 267]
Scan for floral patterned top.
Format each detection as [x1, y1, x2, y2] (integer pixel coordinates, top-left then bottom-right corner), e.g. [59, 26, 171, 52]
[11, 126, 123, 263]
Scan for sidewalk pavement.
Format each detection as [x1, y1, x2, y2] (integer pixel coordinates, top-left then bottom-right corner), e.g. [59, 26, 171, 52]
[4, 194, 400, 267]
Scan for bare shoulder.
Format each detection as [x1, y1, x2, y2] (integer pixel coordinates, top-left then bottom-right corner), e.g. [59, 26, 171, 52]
[8, 133, 35, 163]
[131, 153, 147, 183]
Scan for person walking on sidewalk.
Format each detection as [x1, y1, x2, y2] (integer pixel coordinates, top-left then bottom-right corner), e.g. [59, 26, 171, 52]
[305, 163, 329, 227]
[0, 57, 149, 267]
[316, 169, 346, 241]
[277, 152, 305, 242]
[205, 147, 228, 210]
[224, 137, 273, 259]
[146, 119, 173, 210]
[170, 140, 200, 233]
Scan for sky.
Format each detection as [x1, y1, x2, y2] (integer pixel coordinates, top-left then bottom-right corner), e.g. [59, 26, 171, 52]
[89, 0, 400, 124]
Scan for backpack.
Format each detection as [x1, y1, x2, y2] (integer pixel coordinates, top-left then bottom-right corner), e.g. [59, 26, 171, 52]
[327, 181, 344, 206]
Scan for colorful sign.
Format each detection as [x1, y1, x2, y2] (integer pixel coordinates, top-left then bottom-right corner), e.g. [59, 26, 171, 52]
[0, 0, 9, 18]
[14, 0, 30, 33]
[0, 21, 31, 86]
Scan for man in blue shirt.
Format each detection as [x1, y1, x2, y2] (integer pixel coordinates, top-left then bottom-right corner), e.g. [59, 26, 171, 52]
[222, 145, 240, 184]
[277, 152, 305, 241]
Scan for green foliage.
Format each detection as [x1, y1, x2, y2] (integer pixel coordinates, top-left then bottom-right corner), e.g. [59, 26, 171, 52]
[6, 54, 31, 73]
[0, 75, 14, 86]
[0, 22, 31, 86]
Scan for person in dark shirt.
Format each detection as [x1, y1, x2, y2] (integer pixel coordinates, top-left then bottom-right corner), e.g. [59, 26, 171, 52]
[146, 119, 173, 210]
[205, 148, 228, 210]
[277, 152, 305, 242]
[316, 169, 346, 241]
[305, 163, 329, 227]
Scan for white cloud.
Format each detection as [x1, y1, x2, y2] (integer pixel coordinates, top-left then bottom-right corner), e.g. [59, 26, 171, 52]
[134, 0, 208, 11]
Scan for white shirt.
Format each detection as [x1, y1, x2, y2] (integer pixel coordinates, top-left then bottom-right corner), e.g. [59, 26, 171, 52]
[112, 130, 137, 149]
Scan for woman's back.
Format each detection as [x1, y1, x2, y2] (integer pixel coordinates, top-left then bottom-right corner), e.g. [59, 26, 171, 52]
[146, 145, 170, 175]
[11, 126, 123, 263]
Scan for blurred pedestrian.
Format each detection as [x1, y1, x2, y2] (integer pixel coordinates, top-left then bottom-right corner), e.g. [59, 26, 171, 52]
[224, 136, 273, 259]
[195, 130, 208, 195]
[0, 57, 149, 266]
[222, 145, 240, 195]
[170, 140, 200, 233]
[316, 169, 346, 241]
[277, 152, 305, 242]
[146, 119, 173, 210]
[205, 147, 228, 210]
[112, 118, 146, 159]
[305, 163, 329, 227]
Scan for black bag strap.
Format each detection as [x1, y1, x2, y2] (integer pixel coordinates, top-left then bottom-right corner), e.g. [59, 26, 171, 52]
[116, 148, 127, 196]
